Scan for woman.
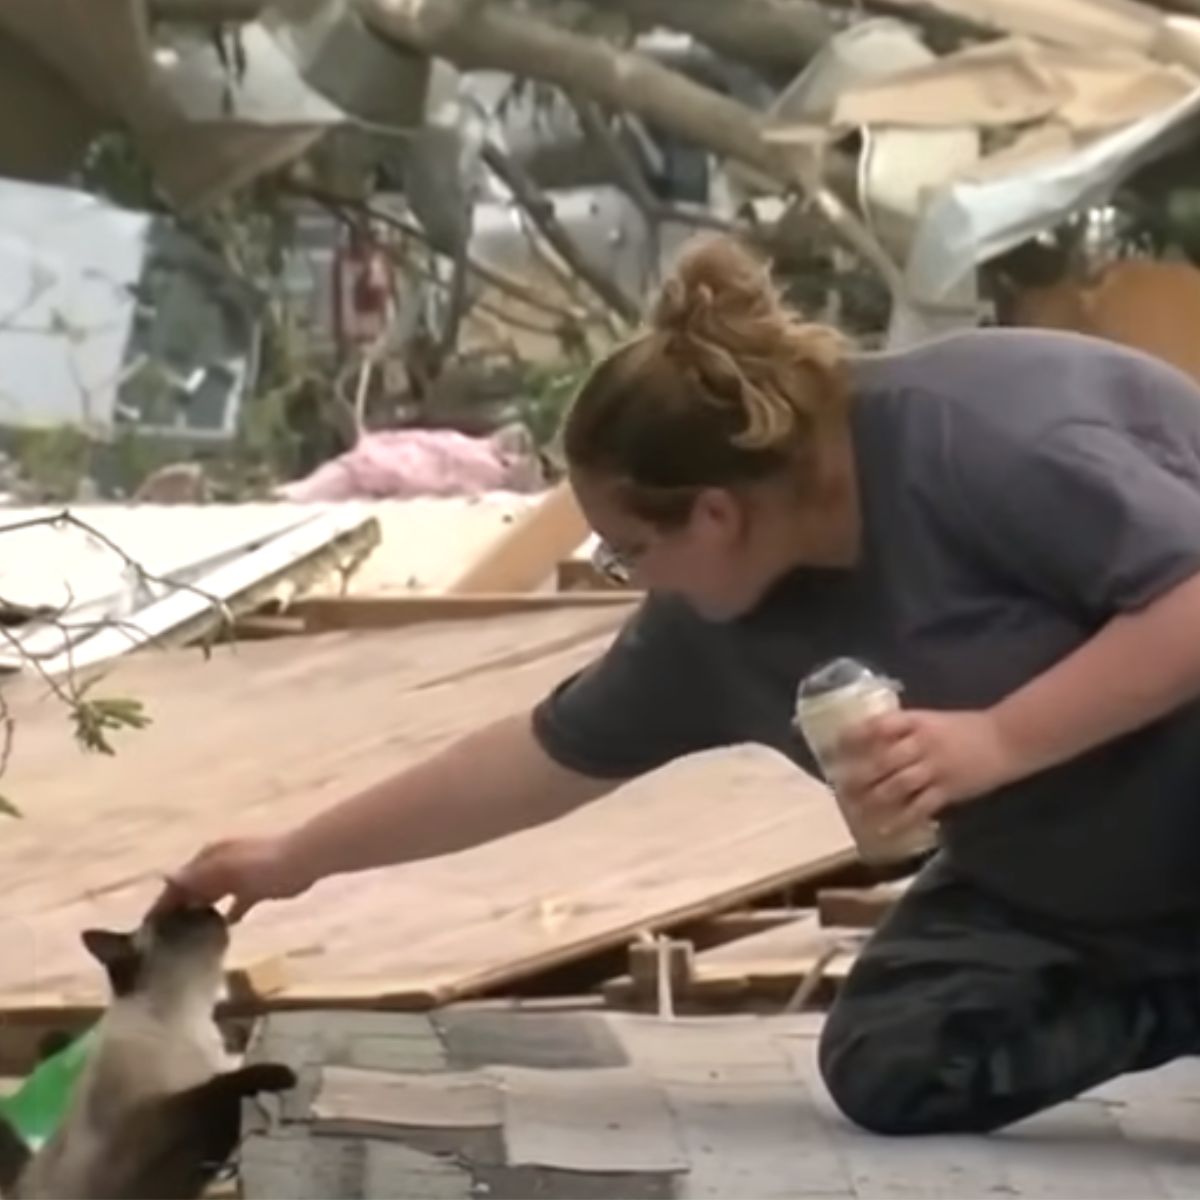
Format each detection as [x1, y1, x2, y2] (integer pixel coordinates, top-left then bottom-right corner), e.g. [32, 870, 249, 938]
[160, 235, 1200, 1136]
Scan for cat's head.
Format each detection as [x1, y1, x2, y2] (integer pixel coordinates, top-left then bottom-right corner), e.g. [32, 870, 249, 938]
[81, 904, 229, 1001]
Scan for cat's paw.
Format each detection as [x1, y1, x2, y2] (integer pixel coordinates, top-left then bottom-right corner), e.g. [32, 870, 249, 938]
[231, 1062, 297, 1095]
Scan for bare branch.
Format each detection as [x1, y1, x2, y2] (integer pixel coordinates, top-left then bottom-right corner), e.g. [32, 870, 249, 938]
[569, 97, 746, 239]
[591, 0, 833, 71]
[0, 506, 249, 810]
[147, 0, 263, 21]
[480, 141, 642, 325]
[285, 182, 600, 327]
[149, 0, 834, 70]
[434, 242, 472, 365]
[0, 510, 236, 642]
[469, 258, 592, 324]
[362, 0, 906, 301]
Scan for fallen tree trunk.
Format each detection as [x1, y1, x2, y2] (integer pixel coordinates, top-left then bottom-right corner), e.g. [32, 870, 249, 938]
[150, 0, 833, 70]
[590, 0, 833, 71]
[361, 0, 904, 299]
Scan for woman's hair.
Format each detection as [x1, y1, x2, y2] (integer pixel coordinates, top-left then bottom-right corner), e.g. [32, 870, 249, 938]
[562, 233, 850, 526]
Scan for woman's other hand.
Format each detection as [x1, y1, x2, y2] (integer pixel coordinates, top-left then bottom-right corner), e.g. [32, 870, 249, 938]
[835, 708, 1020, 833]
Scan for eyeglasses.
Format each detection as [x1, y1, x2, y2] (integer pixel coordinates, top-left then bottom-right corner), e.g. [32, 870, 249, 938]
[591, 539, 634, 586]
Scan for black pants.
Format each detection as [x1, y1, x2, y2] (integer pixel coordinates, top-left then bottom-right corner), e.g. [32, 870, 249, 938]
[818, 854, 1200, 1135]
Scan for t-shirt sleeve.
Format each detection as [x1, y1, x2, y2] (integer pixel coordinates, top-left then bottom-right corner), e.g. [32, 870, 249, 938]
[945, 410, 1200, 620]
[531, 594, 732, 779]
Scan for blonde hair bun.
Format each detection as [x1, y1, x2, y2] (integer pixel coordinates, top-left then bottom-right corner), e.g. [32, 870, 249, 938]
[652, 235, 774, 338]
[647, 234, 847, 451]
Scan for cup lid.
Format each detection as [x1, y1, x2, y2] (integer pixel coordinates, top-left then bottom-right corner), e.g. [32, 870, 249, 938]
[796, 656, 883, 699]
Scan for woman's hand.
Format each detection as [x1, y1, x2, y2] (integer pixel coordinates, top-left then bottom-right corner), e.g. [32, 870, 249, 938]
[834, 709, 1021, 831]
[153, 835, 316, 923]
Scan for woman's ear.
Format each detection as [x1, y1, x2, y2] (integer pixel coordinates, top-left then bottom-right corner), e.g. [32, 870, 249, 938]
[691, 487, 747, 545]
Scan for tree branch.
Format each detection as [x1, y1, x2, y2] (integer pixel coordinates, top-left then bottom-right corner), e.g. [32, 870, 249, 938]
[569, 97, 744, 239]
[586, 0, 833, 71]
[148, 0, 833, 69]
[480, 140, 642, 325]
[147, 0, 263, 19]
[287, 182, 600, 328]
[362, 0, 905, 300]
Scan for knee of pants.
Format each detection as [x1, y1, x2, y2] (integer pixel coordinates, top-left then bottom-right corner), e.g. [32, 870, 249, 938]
[817, 1002, 960, 1137]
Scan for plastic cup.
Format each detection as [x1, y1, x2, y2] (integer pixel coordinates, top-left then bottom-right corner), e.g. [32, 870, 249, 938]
[793, 658, 936, 864]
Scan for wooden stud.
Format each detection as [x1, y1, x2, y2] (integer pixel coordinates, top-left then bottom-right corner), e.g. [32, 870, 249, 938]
[815, 878, 912, 929]
[294, 591, 637, 632]
[447, 481, 589, 594]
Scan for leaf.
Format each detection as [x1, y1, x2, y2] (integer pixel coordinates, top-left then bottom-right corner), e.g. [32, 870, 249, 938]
[70, 695, 151, 756]
[0, 795, 22, 819]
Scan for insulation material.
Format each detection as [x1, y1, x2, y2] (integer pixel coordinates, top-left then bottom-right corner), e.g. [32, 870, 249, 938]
[274, 429, 545, 502]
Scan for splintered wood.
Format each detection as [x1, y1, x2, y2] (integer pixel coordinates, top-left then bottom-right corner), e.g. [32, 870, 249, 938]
[605, 875, 915, 1012]
[0, 603, 857, 1016]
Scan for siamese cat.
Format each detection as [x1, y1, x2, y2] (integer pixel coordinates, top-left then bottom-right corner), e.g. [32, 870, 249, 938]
[11, 904, 295, 1199]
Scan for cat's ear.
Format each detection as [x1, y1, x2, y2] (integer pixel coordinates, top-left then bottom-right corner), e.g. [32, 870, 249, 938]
[81, 929, 141, 995]
[81, 929, 132, 966]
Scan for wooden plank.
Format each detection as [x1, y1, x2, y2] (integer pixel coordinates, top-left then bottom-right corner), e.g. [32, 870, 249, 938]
[294, 591, 637, 632]
[681, 908, 815, 948]
[692, 915, 865, 991]
[219, 614, 308, 641]
[556, 558, 628, 593]
[815, 877, 913, 929]
[0, 605, 856, 1014]
[447, 481, 588, 594]
[606, 913, 867, 1010]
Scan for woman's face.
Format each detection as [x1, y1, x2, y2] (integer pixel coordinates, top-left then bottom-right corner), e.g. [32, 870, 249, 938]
[571, 470, 804, 622]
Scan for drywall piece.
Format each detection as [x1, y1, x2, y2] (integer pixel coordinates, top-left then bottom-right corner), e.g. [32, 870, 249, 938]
[498, 1066, 688, 1174]
[312, 1065, 502, 1133]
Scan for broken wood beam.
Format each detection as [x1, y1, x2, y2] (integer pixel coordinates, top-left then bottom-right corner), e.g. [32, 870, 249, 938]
[674, 907, 816, 950]
[556, 558, 628, 592]
[449, 482, 591, 595]
[292, 592, 636, 632]
[604, 912, 869, 1013]
[815, 877, 913, 929]
[627, 937, 694, 1011]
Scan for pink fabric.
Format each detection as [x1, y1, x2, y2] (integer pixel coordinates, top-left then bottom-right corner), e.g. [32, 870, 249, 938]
[275, 429, 541, 501]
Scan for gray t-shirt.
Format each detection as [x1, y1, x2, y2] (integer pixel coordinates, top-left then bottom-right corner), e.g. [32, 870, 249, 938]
[532, 328, 1200, 924]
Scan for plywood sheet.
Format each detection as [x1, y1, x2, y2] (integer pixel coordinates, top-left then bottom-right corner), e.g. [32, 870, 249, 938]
[0, 602, 855, 1012]
[303, 494, 545, 597]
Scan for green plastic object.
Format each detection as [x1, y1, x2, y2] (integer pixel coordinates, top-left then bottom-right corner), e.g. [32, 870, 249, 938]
[0, 1027, 95, 1150]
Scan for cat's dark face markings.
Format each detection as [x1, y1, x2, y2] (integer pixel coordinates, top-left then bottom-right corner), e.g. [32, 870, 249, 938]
[81, 905, 229, 999]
